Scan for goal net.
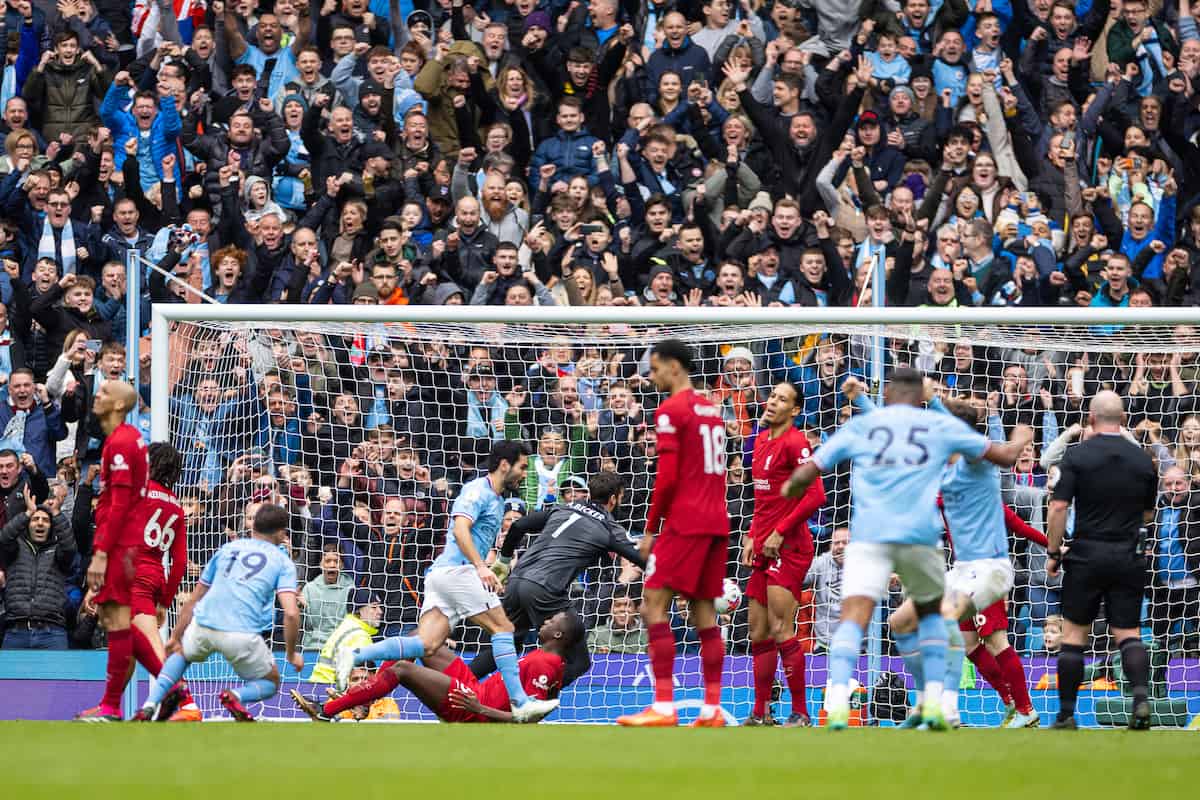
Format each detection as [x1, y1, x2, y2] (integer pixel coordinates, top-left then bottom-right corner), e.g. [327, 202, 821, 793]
[150, 306, 1200, 727]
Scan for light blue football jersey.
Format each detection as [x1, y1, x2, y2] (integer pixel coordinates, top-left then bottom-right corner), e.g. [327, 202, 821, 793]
[433, 475, 505, 568]
[813, 404, 991, 546]
[195, 538, 298, 633]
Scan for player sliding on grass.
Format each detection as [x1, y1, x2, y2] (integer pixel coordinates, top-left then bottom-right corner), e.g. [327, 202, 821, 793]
[743, 381, 825, 727]
[617, 339, 731, 728]
[335, 440, 560, 724]
[135, 505, 303, 722]
[783, 368, 1024, 730]
[292, 612, 583, 723]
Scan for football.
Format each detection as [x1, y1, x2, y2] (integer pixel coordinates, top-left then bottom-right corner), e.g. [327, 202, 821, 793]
[714, 578, 742, 615]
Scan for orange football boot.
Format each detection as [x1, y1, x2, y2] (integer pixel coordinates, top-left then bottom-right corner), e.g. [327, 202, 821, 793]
[688, 714, 727, 728]
[616, 707, 679, 727]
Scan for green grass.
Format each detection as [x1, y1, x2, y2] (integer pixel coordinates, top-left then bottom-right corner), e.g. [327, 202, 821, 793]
[2, 722, 1196, 799]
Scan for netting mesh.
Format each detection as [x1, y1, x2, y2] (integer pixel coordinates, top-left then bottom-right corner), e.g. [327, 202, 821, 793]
[158, 317, 1200, 726]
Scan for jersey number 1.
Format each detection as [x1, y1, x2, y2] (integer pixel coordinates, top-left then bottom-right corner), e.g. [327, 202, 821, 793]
[143, 508, 179, 552]
[699, 424, 727, 476]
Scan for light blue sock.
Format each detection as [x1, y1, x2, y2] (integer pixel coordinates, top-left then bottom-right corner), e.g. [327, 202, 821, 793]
[943, 620, 966, 717]
[354, 636, 424, 665]
[145, 653, 188, 707]
[825, 619, 864, 712]
[917, 613, 948, 708]
[492, 632, 530, 707]
[893, 629, 925, 688]
[233, 678, 278, 704]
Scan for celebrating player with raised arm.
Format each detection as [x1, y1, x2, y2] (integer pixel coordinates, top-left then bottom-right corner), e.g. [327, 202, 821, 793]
[77, 381, 150, 722]
[336, 440, 560, 724]
[743, 381, 826, 727]
[293, 613, 583, 723]
[782, 367, 1023, 730]
[617, 339, 731, 728]
[135, 505, 303, 722]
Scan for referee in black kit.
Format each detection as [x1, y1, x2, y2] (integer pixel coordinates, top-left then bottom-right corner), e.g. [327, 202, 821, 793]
[1046, 391, 1158, 730]
[469, 472, 646, 687]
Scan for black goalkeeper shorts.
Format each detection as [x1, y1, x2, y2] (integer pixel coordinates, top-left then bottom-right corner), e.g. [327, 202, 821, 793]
[1060, 539, 1148, 630]
[502, 576, 574, 631]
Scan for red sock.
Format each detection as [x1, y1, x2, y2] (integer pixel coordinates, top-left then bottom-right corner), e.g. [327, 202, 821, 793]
[778, 637, 807, 716]
[994, 645, 1033, 714]
[647, 622, 675, 705]
[101, 629, 134, 711]
[750, 639, 778, 717]
[968, 646, 1012, 706]
[323, 662, 401, 717]
[130, 627, 163, 675]
[698, 626, 724, 707]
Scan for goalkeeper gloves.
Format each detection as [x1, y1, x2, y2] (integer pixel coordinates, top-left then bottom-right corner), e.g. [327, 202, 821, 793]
[491, 556, 512, 585]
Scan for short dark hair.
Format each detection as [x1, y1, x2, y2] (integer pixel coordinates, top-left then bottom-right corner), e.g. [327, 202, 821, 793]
[567, 46, 595, 64]
[774, 72, 804, 94]
[486, 440, 529, 473]
[0, 448, 18, 462]
[54, 30, 80, 47]
[558, 612, 586, 648]
[253, 504, 290, 538]
[230, 64, 258, 81]
[148, 442, 183, 489]
[587, 472, 626, 505]
[558, 96, 584, 114]
[651, 339, 695, 374]
[890, 366, 924, 393]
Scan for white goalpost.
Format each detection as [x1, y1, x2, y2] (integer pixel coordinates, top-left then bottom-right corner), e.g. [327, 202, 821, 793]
[149, 304, 1200, 726]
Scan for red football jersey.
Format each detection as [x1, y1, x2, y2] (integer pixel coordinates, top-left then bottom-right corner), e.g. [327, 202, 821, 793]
[649, 389, 731, 537]
[750, 428, 824, 554]
[94, 423, 149, 552]
[477, 649, 565, 711]
[132, 480, 189, 600]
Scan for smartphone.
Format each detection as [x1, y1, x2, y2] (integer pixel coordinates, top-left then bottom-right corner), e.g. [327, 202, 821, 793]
[1070, 370, 1085, 397]
[85, 339, 102, 353]
[580, 223, 604, 235]
[1060, 131, 1075, 151]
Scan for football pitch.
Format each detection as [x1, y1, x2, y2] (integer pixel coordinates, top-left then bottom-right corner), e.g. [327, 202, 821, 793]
[2, 722, 1195, 799]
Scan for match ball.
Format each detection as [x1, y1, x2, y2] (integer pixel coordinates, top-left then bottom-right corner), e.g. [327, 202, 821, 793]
[715, 579, 742, 615]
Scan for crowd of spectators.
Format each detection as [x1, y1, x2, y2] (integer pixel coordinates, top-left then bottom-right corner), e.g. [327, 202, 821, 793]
[0, 0, 1198, 676]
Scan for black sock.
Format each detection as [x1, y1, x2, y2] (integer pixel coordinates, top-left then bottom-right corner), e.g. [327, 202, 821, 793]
[1057, 644, 1085, 721]
[1119, 637, 1150, 707]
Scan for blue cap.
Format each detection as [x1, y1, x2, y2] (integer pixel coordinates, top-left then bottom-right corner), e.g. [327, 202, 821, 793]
[504, 498, 527, 516]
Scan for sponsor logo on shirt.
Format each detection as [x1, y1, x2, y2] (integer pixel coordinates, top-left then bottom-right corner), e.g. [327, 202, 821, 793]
[111, 453, 129, 471]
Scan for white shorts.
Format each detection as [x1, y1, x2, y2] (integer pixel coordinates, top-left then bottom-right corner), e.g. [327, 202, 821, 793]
[420, 564, 501, 627]
[842, 541, 945, 604]
[945, 557, 1015, 611]
[181, 623, 275, 680]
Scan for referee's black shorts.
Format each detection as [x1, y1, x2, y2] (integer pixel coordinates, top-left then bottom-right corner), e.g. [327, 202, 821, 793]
[502, 575, 574, 631]
[1061, 539, 1148, 630]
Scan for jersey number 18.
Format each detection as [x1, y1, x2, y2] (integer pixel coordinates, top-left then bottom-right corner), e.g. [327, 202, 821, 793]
[699, 424, 727, 476]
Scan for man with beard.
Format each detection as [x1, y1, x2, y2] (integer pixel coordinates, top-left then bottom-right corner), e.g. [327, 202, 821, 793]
[184, 101, 290, 205]
[336, 440, 561, 723]
[453, 161, 528, 245]
[223, 7, 312, 100]
[433, 195, 500, 290]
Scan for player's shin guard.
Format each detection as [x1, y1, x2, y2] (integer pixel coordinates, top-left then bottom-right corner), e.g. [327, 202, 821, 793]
[324, 662, 402, 716]
[893, 629, 925, 698]
[698, 626, 724, 719]
[778, 638, 807, 716]
[1118, 637, 1151, 708]
[942, 622, 965, 721]
[751, 640, 778, 717]
[1055, 643, 1085, 722]
[233, 678, 278, 704]
[916, 614, 948, 711]
[355, 636, 424, 665]
[130, 626, 164, 675]
[969, 646, 1014, 707]
[826, 620, 864, 713]
[992, 646, 1030, 713]
[145, 653, 189, 709]
[648, 621, 676, 712]
[492, 632, 531, 707]
[100, 629, 134, 712]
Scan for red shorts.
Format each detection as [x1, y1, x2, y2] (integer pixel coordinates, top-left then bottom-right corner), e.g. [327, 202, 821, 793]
[644, 533, 727, 600]
[130, 567, 166, 618]
[960, 599, 1008, 637]
[746, 546, 813, 606]
[436, 657, 487, 724]
[94, 546, 137, 606]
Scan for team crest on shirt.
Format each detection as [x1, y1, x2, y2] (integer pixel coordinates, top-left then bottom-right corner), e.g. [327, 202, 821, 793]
[111, 454, 128, 471]
[656, 414, 675, 434]
[532, 674, 550, 691]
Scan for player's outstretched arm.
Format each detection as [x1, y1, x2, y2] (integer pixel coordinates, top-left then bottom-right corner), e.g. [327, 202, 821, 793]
[452, 514, 500, 592]
[1003, 504, 1048, 547]
[782, 461, 821, 498]
[167, 582, 209, 652]
[279, 590, 304, 672]
[981, 424, 1034, 468]
[499, 511, 553, 560]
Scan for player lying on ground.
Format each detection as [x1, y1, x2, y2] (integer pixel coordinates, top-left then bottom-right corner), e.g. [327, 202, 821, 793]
[77, 381, 151, 722]
[336, 440, 559, 723]
[292, 612, 583, 723]
[742, 381, 826, 727]
[472, 471, 645, 688]
[783, 367, 1025, 731]
[135, 505, 303, 722]
[617, 339, 732, 728]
